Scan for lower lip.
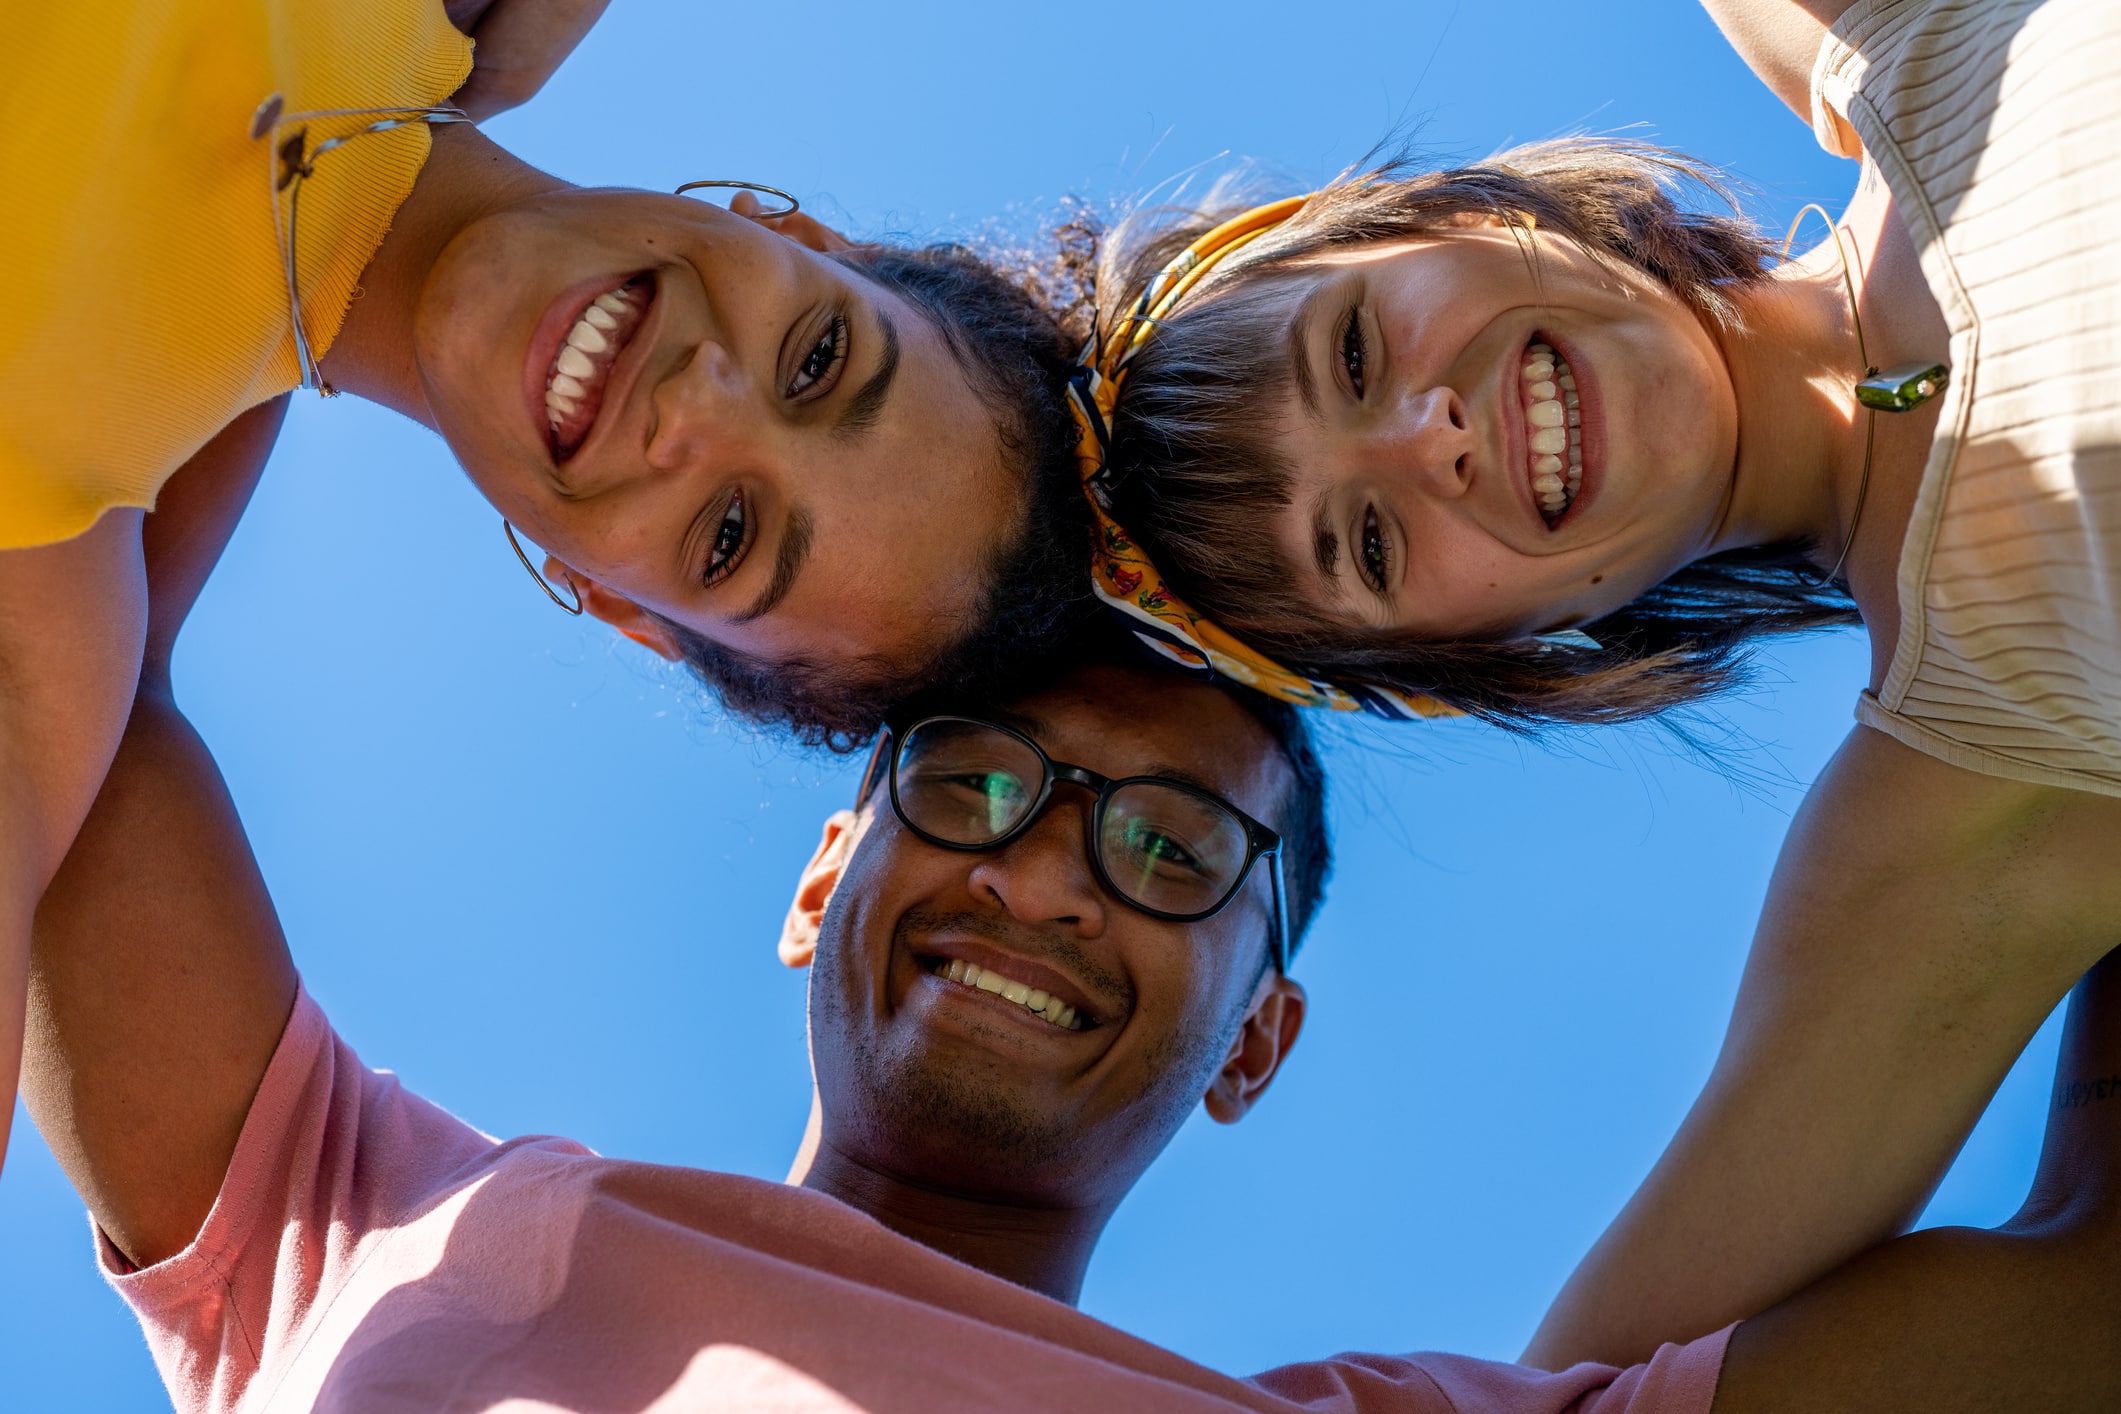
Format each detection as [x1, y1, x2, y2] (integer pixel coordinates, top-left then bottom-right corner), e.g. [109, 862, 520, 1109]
[1533, 332, 1603, 531]
[522, 273, 638, 456]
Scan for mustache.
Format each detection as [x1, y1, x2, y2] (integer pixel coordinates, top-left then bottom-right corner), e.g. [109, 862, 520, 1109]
[896, 906, 1134, 1013]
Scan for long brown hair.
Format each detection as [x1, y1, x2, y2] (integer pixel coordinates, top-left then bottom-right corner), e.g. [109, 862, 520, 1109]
[1093, 139, 1858, 729]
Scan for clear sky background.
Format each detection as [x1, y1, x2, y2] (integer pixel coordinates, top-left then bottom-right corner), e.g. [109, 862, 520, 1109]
[2, 0, 2067, 1404]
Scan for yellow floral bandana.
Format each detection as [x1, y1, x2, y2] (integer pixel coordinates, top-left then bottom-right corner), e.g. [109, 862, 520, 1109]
[1067, 198, 1460, 721]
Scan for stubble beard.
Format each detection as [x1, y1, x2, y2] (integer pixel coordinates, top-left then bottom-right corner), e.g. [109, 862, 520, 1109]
[809, 900, 1081, 1197]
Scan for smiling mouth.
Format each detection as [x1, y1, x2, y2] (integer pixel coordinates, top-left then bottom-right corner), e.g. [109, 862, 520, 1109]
[1520, 338, 1583, 526]
[544, 274, 654, 459]
[928, 957, 1087, 1030]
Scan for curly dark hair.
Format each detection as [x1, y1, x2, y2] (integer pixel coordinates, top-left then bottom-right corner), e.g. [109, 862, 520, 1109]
[656, 241, 1094, 752]
[1095, 139, 1860, 729]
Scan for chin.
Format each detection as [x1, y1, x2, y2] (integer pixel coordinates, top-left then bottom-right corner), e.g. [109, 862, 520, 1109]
[825, 1048, 1089, 1201]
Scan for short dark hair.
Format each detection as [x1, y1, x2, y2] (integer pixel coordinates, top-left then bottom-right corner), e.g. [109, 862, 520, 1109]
[1218, 680, 1331, 960]
[659, 241, 1092, 752]
[1096, 138, 1860, 729]
[868, 624, 1335, 961]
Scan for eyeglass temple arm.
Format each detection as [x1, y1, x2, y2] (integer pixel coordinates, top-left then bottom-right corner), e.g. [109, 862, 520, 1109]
[855, 726, 894, 808]
[1266, 848, 1290, 975]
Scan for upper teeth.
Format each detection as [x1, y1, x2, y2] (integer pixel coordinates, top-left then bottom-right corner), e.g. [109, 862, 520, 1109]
[934, 958, 1083, 1030]
[545, 285, 640, 431]
[1522, 341, 1583, 522]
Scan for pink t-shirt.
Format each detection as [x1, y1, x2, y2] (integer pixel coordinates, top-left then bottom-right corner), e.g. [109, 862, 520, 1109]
[102, 986, 1731, 1413]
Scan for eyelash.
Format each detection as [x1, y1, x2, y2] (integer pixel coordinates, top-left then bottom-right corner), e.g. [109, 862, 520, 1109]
[788, 312, 850, 400]
[704, 489, 750, 587]
[1338, 305, 1368, 398]
[1358, 504, 1390, 593]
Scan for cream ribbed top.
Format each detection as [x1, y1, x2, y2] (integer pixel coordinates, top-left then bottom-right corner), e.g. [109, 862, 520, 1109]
[1811, 0, 2121, 797]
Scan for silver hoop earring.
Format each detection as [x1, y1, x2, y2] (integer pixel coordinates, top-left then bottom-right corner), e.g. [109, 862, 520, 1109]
[503, 520, 583, 615]
[673, 179, 800, 218]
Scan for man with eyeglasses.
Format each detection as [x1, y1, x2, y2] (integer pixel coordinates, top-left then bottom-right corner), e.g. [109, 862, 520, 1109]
[20, 452, 2121, 1411]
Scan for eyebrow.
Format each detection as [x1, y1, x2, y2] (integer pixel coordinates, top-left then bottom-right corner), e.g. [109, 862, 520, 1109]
[731, 504, 815, 625]
[834, 306, 901, 443]
[1309, 484, 1341, 586]
[1288, 281, 1330, 424]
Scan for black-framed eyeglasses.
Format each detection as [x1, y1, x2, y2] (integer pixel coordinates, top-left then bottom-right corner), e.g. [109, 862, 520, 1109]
[860, 715, 1290, 973]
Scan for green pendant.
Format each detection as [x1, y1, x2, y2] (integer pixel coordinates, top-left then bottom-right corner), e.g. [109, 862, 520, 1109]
[1856, 360, 1950, 412]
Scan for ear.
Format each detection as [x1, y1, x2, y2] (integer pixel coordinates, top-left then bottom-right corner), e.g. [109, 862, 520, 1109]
[551, 556, 683, 661]
[730, 188, 862, 254]
[779, 809, 858, 968]
[1203, 972, 1307, 1124]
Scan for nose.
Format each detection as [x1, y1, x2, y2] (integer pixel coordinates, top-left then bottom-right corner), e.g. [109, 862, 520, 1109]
[964, 789, 1110, 938]
[1370, 385, 1475, 499]
[644, 337, 754, 472]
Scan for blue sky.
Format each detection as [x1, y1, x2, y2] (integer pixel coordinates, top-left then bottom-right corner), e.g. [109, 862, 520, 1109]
[2, 1, 2064, 1403]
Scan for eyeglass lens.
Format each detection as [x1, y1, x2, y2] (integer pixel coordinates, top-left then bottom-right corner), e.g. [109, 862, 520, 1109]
[895, 719, 1252, 918]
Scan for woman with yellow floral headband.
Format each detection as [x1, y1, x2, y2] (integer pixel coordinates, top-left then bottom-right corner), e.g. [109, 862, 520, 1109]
[1076, 0, 2121, 1380]
[0, 0, 1093, 1176]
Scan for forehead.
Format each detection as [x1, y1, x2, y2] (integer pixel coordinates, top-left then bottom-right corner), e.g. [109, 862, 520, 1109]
[985, 664, 1292, 829]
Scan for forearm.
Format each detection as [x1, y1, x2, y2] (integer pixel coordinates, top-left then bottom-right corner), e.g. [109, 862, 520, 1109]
[24, 681, 297, 1264]
[1712, 949, 2121, 1412]
[21, 395, 294, 1264]
[1525, 730, 2121, 1369]
[0, 510, 151, 1172]
[1698, 0, 1859, 120]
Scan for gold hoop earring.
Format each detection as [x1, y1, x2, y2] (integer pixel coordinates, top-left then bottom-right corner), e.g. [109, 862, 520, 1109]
[673, 179, 800, 218]
[503, 520, 583, 615]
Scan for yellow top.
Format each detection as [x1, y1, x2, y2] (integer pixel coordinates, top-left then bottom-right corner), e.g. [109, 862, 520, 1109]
[0, 0, 472, 549]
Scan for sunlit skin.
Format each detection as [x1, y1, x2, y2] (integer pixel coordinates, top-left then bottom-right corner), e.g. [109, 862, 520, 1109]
[775, 663, 1308, 1303]
[1265, 196, 1946, 647]
[320, 123, 1014, 670]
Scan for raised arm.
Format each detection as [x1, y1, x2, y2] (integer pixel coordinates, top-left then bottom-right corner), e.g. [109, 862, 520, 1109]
[0, 512, 149, 1176]
[1525, 725, 2121, 1369]
[1698, 0, 1861, 120]
[1716, 944, 2121, 1411]
[19, 396, 299, 1267]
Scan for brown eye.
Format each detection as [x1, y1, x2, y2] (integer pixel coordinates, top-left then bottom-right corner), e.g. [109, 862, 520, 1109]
[1339, 306, 1368, 398]
[704, 490, 747, 585]
[1359, 505, 1390, 592]
[788, 313, 848, 399]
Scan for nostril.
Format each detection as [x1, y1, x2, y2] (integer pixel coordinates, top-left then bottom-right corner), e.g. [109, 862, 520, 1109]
[1455, 454, 1469, 476]
[1450, 404, 1467, 430]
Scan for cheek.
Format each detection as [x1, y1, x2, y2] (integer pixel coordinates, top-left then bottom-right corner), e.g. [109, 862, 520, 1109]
[1408, 523, 1561, 635]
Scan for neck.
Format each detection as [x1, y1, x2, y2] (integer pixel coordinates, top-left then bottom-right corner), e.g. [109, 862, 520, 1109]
[799, 1138, 1118, 1305]
[1704, 248, 1872, 568]
[318, 123, 565, 424]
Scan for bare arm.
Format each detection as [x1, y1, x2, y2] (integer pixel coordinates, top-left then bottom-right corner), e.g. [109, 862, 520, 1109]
[443, 0, 613, 122]
[1714, 945, 2121, 1412]
[1525, 726, 2121, 1369]
[0, 511, 149, 1175]
[20, 396, 298, 1266]
[1698, 0, 1862, 120]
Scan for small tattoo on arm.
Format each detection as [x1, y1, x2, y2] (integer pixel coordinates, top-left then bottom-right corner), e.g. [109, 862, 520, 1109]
[2053, 1074, 2121, 1111]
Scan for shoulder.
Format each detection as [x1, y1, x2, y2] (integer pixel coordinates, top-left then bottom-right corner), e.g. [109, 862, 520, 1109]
[1810, 0, 2079, 159]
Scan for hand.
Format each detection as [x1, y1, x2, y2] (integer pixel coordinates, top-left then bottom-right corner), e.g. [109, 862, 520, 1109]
[444, 0, 614, 123]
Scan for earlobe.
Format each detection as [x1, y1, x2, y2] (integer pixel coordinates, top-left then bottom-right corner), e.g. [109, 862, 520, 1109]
[778, 810, 858, 968]
[553, 557, 684, 661]
[1204, 975, 1307, 1125]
